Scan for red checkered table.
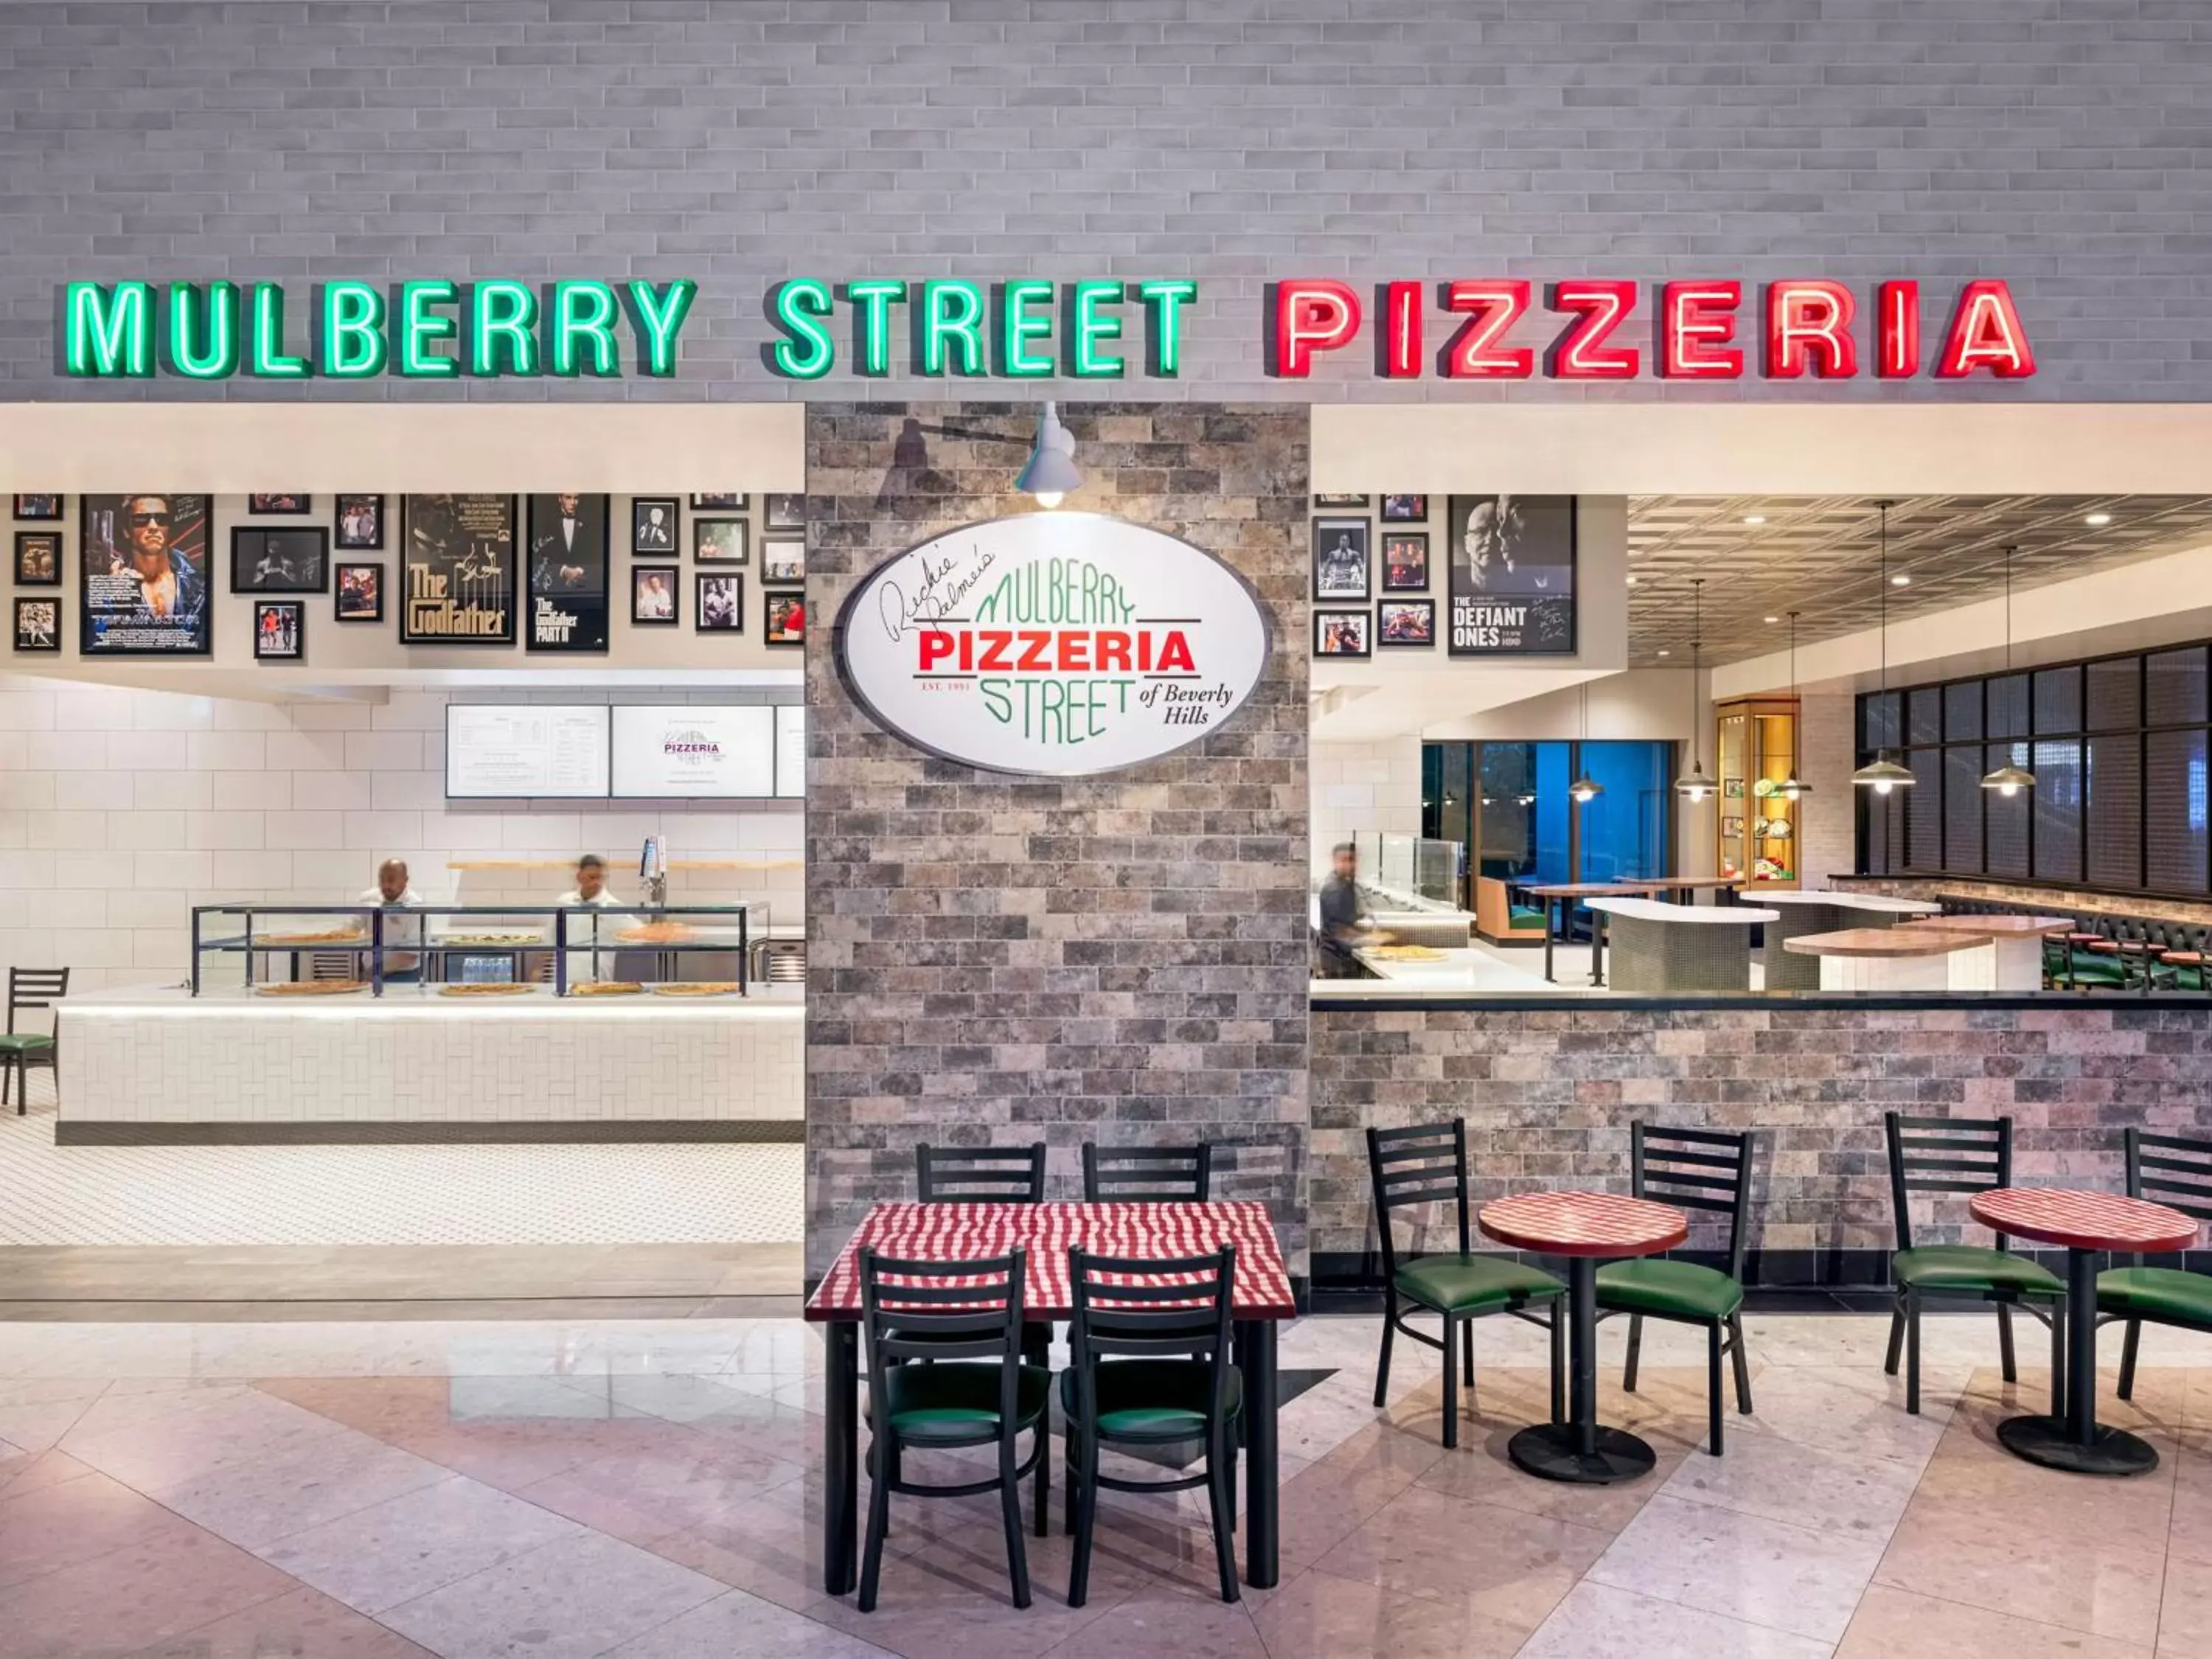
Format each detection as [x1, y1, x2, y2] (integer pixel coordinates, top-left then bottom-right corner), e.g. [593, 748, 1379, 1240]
[1969, 1187, 2199, 1476]
[807, 1200, 1297, 1593]
[1478, 1191, 1689, 1485]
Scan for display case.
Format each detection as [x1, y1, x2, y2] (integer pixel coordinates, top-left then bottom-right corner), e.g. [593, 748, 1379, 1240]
[1353, 831, 1466, 911]
[187, 904, 757, 998]
[1714, 696, 1801, 891]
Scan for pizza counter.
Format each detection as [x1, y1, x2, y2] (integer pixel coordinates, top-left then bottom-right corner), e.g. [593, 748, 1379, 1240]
[53, 984, 803, 1144]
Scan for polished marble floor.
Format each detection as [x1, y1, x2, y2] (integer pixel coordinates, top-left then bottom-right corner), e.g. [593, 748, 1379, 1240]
[0, 1310, 2206, 1657]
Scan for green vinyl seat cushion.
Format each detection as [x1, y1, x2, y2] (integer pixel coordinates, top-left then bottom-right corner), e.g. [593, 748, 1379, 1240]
[1395, 1253, 1564, 1315]
[1509, 906, 1548, 929]
[874, 1360, 1050, 1446]
[2097, 1266, 2212, 1328]
[1892, 1245, 2062, 1295]
[1594, 1258, 1744, 1322]
[1060, 1359, 1242, 1441]
[0, 1032, 52, 1052]
[2064, 955, 2130, 986]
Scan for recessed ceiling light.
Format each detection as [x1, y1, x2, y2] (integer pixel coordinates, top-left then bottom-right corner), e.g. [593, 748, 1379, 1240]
[1764, 614, 1779, 624]
[1743, 514, 1766, 525]
[2084, 510, 2112, 526]
[1657, 648, 1671, 657]
[1891, 573, 1910, 586]
[1626, 575, 1638, 585]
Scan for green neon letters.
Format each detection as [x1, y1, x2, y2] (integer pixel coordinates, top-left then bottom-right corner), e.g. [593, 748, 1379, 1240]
[61, 279, 700, 379]
[765, 278, 1198, 378]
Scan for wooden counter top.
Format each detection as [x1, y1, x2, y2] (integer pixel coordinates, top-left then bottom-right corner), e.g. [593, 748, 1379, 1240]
[1900, 914, 2074, 936]
[1784, 928, 1981, 959]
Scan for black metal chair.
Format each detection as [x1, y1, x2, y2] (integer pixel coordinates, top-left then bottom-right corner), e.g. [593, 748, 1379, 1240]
[1366, 1119, 1565, 1448]
[1062, 1244, 1241, 1607]
[1882, 1111, 2063, 1416]
[857, 1245, 1051, 1613]
[2100, 1127, 2212, 1400]
[917, 1142, 1048, 1203]
[1593, 1124, 1756, 1455]
[1081, 1142, 1212, 1203]
[1, 967, 67, 1115]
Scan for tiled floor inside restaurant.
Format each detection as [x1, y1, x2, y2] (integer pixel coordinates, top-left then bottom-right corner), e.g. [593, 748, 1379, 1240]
[0, 1310, 2205, 1658]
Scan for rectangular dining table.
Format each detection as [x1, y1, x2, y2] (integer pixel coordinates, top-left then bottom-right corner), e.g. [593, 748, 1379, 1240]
[805, 1199, 1299, 1593]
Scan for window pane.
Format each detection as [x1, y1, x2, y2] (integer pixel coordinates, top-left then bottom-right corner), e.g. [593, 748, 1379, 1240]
[1860, 692, 1901, 752]
[1862, 782, 1891, 874]
[1944, 681, 1983, 742]
[1987, 674, 2030, 740]
[2034, 667, 2081, 735]
[1907, 749, 1941, 867]
[2146, 728, 2210, 892]
[2086, 735, 2142, 889]
[1944, 748, 1983, 874]
[1477, 744, 1537, 881]
[1576, 742, 1670, 883]
[2032, 739, 2081, 882]
[1907, 688, 1942, 746]
[2146, 647, 2208, 726]
[2086, 657, 2140, 733]
[1986, 742, 2030, 877]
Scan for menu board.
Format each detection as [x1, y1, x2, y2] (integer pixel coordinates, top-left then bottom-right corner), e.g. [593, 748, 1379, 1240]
[445, 704, 611, 799]
[611, 704, 776, 799]
[776, 704, 804, 798]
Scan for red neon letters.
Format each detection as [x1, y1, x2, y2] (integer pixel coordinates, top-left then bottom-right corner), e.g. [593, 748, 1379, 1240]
[1268, 279, 2032, 380]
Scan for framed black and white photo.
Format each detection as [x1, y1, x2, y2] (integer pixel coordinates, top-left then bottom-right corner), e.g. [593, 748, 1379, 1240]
[695, 571, 743, 633]
[689, 493, 747, 510]
[1446, 495, 1577, 657]
[631, 565, 678, 626]
[765, 592, 804, 647]
[400, 493, 517, 645]
[1380, 494, 1428, 523]
[1311, 517, 1370, 602]
[1378, 599, 1436, 647]
[335, 563, 383, 622]
[761, 535, 805, 586]
[13, 531, 60, 587]
[254, 599, 304, 661]
[694, 518, 747, 565]
[1381, 532, 1428, 593]
[764, 493, 805, 531]
[248, 494, 311, 515]
[526, 493, 610, 654]
[631, 496, 679, 557]
[13, 495, 60, 521]
[1312, 494, 1367, 509]
[231, 526, 328, 594]
[1312, 609, 1371, 659]
[335, 494, 386, 551]
[13, 597, 59, 653]
[80, 493, 212, 657]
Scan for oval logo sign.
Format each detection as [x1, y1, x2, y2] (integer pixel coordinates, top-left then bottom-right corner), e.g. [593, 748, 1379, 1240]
[833, 512, 1271, 777]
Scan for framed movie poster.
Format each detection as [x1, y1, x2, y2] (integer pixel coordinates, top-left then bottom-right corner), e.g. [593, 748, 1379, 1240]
[14, 597, 60, 653]
[80, 493, 212, 656]
[631, 496, 678, 556]
[335, 494, 386, 551]
[761, 535, 805, 586]
[695, 571, 742, 632]
[13, 532, 60, 587]
[1312, 609, 1371, 659]
[1312, 493, 1367, 509]
[1378, 599, 1436, 647]
[1445, 495, 1576, 657]
[400, 494, 516, 644]
[254, 599, 304, 661]
[765, 592, 804, 647]
[1311, 517, 1369, 602]
[13, 495, 60, 521]
[335, 563, 383, 622]
[526, 492, 610, 653]
[231, 526, 328, 594]
[1381, 532, 1428, 593]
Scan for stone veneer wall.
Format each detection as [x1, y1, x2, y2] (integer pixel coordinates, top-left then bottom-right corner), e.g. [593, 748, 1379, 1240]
[1311, 1003, 2212, 1281]
[805, 404, 1310, 1280]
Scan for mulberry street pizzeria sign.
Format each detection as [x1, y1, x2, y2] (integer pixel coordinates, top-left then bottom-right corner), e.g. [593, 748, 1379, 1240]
[834, 514, 1271, 777]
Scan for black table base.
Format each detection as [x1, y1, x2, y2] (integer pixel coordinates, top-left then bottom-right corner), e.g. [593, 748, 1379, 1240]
[1505, 1255, 1658, 1486]
[1992, 1241, 2160, 1478]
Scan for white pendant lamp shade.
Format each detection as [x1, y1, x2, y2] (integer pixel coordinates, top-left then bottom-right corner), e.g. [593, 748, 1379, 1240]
[1980, 544, 2037, 796]
[1016, 400, 1082, 508]
[1854, 501, 1915, 793]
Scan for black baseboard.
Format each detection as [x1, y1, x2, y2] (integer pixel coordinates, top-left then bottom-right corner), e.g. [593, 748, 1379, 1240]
[55, 1120, 804, 1146]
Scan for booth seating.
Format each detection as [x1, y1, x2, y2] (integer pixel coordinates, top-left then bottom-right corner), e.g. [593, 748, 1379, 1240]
[1933, 897, 2212, 992]
[1475, 877, 1548, 947]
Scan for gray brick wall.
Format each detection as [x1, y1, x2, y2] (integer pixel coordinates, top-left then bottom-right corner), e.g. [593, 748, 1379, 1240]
[804, 402, 1310, 1278]
[6, 2, 2212, 403]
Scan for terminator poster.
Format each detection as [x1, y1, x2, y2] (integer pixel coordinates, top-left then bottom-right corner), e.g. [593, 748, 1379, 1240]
[80, 493, 212, 655]
[401, 494, 517, 644]
[1446, 494, 1577, 657]
[526, 492, 610, 653]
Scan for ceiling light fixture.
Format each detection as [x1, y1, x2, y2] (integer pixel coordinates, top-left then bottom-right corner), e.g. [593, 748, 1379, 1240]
[1569, 680, 1604, 804]
[1852, 501, 1916, 795]
[1764, 614, 1780, 624]
[1742, 514, 1766, 525]
[1776, 610, 1812, 801]
[1981, 542, 2038, 797]
[2084, 510, 2112, 527]
[1674, 579, 1717, 802]
[1891, 572, 1910, 586]
[1015, 400, 1082, 509]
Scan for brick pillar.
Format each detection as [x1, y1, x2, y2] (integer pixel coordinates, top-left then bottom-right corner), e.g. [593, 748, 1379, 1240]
[804, 402, 1311, 1280]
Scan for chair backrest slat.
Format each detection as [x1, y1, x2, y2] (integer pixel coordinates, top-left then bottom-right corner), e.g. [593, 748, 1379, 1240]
[860, 1246, 1028, 1368]
[2126, 1127, 2212, 1224]
[1082, 1142, 1213, 1203]
[916, 1141, 1047, 1204]
[1886, 1110, 2012, 1252]
[1366, 1119, 1470, 1277]
[1631, 1122, 1756, 1279]
[7, 967, 68, 1034]
[1068, 1245, 1234, 1368]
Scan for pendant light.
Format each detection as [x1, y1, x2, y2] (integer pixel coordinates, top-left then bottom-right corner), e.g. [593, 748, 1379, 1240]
[1015, 400, 1082, 508]
[1851, 500, 1916, 795]
[1981, 542, 2037, 796]
[1568, 681, 1604, 803]
[1673, 579, 1716, 801]
[1776, 611, 1812, 801]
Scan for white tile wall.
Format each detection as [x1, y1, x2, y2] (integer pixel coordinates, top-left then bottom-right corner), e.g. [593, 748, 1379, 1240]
[1310, 735, 1425, 877]
[0, 681, 804, 994]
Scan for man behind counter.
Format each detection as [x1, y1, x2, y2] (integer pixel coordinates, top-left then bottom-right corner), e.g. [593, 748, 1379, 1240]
[557, 853, 627, 985]
[1315, 841, 1377, 980]
[356, 858, 424, 982]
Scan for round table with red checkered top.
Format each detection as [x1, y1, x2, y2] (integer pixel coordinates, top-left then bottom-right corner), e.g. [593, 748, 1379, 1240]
[1479, 1190, 1688, 1484]
[1969, 1187, 2199, 1476]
